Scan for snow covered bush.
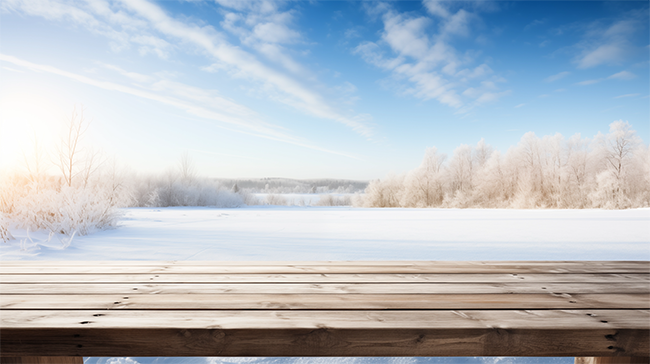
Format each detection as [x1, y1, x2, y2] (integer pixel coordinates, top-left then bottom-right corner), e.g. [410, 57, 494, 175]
[265, 194, 288, 206]
[0, 175, 124, 237]
[315, 194, 351, 206]
[357, 174, 404, 208]
[131, 175, 244, 208]
[0, 213, 14, 242]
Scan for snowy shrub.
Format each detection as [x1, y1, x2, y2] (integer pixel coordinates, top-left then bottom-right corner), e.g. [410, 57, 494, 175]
[9, 183, 123, 235]
[357, 174, 404, 207]
[237, 190, 260, 206]
[0, 213, 14, 242]
[315, 194, 351, 206]
[0, 174, 124, 237]
[265, 194, 288, 206]
[128, 173, 244, 208]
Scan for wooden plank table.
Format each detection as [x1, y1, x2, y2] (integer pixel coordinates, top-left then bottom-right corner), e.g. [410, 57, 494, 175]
[1, 261, 648, 364]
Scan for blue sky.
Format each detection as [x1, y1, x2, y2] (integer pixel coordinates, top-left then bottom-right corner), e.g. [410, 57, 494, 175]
[1, 0, 648, 180]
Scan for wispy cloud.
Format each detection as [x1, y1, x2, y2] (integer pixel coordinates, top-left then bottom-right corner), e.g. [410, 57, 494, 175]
[544, 71, 570, 83]
[514, 103, 525, 108]
[189, 149, 264, 161]
[2, 66, 23, 73]
[3, 0, 172, 57]
[120, 0, 374, 139]
[4, 0, 374, 140]
[573, 15, 644, 69]
[524, 19, 544, 31]
[608, 70, 636, 80]
[97, 62, 154, 83]
[614, 93, 640, 99]
[354, 1, 508, 111]
[0, 53, 361, 159]
[217, 1, 306, 76]
[576, 70, 636, 86]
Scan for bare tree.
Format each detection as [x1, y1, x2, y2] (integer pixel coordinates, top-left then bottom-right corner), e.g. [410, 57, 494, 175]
[80, 147, 105, 189]
[55, 107, 89, 187]
[603, 120, 639, 181]
[178, 151, 197, 184]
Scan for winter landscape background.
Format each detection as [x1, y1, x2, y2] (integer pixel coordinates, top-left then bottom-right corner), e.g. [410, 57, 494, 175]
[1, 0, 649, 363]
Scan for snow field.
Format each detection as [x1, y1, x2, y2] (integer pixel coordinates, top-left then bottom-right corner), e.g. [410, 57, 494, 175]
[3, 206, 648, 261]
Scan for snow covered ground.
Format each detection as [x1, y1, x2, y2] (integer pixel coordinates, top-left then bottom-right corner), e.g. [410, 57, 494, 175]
[2, 206, 648, 364]
[3, 206, 648, 261]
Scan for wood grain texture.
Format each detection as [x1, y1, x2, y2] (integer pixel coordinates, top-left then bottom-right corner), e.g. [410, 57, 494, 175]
[2, 310, 649, 329]
[2, 293, 649, 310]
[0, 260, 646, 267]
[0, 357, 83, 364]
[2, 282, 647, 295]
[1, 328, 648, 357]
[1, 261, 648, 274]
[2, 273, 647, 283]
[0, 261, 648, 358]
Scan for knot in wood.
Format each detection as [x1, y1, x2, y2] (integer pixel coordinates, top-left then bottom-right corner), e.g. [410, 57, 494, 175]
[211, 330, 226, 340]
[295, 328, 342, 350]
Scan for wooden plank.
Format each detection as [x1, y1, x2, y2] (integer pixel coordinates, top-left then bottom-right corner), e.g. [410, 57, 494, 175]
[2, 293, 648, 310]
[1, 282, 647, 295]
[1, 327, 648, 357]
[1, 260, 646, 267]
[0, 357, 83, 364]
[2, 261, 647, 274]
[2, 310, 648, 329]
[2, 273, 647, 283]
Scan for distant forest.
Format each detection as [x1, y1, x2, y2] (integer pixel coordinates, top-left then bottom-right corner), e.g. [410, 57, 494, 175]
[216, 178, 368, 194]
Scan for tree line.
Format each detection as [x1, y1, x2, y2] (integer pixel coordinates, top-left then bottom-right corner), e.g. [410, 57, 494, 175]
[357, 121, 649, 209]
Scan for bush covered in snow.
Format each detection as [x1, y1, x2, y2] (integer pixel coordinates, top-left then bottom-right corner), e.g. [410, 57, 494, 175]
[0, 169, 248, 240]
[356, 121, 650, 209]
[315, 194, 352, 206]
[130, 173, 244, 208]
[0, 174, 126, 239]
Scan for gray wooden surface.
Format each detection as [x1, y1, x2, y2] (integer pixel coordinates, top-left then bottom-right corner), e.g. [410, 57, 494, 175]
[1, 261, 649, 358]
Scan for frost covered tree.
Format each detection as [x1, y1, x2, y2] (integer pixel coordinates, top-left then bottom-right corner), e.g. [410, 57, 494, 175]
[473, 138, 494, 170]
[564, 134, 591, 208]
[448, 144, 473, 195]
[362, 174, 404, 207]
[357, 121, 647, 209]
[590, 121, 642, 208]
[402, 147, 446, 207]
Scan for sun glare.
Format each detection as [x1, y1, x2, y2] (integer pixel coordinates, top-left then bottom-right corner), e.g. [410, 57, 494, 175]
[0, 88, 67, 171]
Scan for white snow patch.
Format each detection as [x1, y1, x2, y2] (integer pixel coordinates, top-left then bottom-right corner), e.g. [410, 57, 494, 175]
[3, 207, 649, 261]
